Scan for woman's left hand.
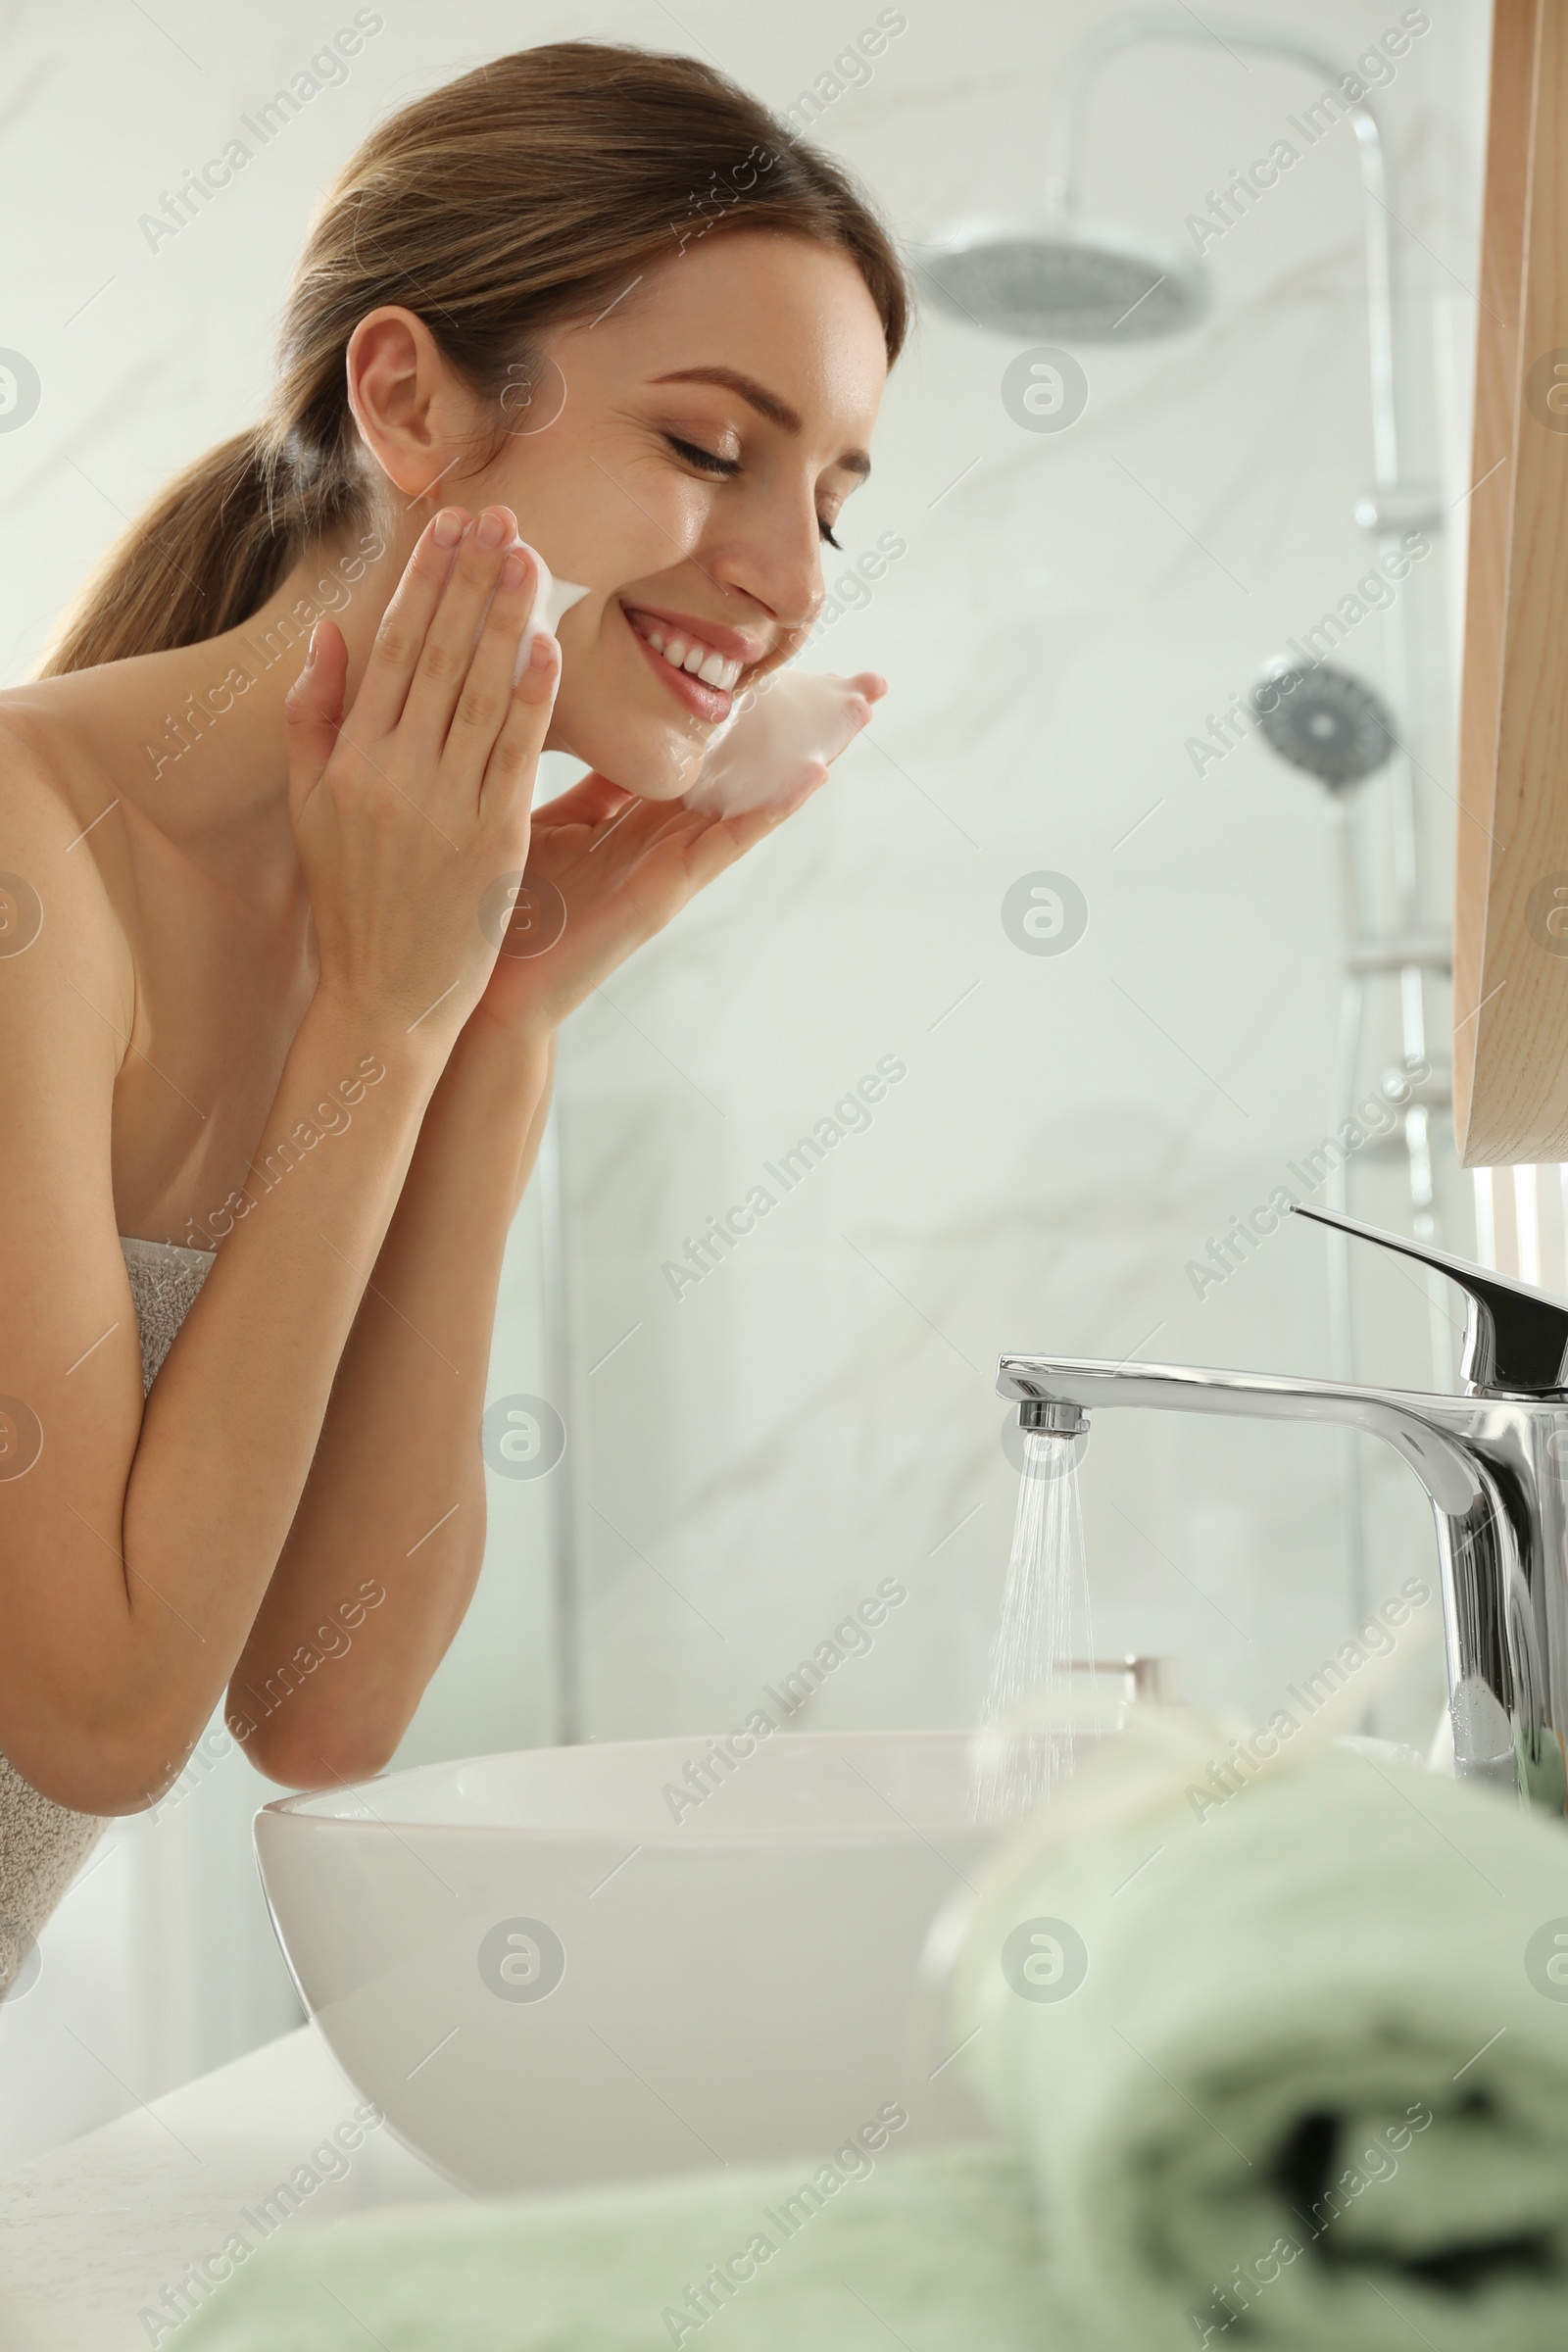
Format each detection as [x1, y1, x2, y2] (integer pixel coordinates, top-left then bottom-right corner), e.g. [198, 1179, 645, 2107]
[466, 662, 888, 1050]
[465, 767, 807, 1048]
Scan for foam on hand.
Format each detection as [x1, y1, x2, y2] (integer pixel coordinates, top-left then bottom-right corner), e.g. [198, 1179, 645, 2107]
[473, 536, 589, 681]
[682, 667, 885, 816]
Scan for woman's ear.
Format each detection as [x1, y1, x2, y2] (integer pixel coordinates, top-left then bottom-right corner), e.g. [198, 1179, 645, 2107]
[345, 305, 474, 502]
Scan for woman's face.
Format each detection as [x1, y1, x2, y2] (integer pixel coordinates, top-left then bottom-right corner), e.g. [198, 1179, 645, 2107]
[469, 230, 890, 798]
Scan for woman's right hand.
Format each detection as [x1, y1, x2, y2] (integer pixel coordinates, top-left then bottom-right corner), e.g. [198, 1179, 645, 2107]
[283, 503, 561, 1045]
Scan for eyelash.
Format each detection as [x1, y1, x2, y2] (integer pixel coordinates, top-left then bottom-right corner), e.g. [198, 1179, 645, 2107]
[663, 434, 845, 552]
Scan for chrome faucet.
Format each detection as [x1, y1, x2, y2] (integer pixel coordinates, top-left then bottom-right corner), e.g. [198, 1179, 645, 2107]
[998, 1203, 1568, 1814]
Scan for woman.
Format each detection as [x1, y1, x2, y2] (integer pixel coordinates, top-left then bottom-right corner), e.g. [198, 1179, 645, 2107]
[0, 42, 908, 1985]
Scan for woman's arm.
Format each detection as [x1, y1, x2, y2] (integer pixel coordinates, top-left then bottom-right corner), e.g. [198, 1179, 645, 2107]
[0, 508, 555, 1816]
[226, 770, 822, 1786]
[229, 1017, 555, 1785]
[0, 869, 449, 1817]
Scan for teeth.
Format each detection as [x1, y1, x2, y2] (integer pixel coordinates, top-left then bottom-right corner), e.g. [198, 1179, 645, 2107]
[631, 612, 743, 694]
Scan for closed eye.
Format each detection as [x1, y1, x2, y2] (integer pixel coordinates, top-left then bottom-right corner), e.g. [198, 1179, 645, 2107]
[663, 434, 845, 551]
[664, 432, 740, 479]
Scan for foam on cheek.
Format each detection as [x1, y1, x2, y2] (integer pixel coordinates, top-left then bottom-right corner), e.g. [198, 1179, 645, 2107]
[473, 534, 590, 681]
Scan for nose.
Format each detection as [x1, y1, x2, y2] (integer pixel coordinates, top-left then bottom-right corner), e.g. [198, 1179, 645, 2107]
[704, 477, 826, 649]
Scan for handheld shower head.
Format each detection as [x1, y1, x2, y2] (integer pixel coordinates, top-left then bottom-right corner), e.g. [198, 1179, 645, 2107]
[918, 215, 1209, 341]
[1250, 661, 1396, 790]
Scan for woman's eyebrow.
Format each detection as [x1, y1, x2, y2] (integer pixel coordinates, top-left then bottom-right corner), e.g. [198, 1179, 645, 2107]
[649, 365, 872, 477]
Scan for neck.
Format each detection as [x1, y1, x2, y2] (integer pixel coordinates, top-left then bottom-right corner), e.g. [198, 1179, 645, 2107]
[61, 515, 411, 907]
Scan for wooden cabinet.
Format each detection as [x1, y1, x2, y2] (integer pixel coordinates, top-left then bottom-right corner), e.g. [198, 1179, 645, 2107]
[1455, 0, 1568, 1163]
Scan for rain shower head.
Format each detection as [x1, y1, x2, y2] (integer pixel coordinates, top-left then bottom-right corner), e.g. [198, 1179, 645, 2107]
[1250, 661, 1396, 790]
[918, 215, 1209, 341]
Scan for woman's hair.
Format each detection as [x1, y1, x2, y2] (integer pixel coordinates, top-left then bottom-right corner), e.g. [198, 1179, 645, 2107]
[40, 42, 909, 677]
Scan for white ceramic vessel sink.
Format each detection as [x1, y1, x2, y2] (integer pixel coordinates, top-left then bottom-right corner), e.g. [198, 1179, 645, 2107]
[256, 1730, 1048, 2192]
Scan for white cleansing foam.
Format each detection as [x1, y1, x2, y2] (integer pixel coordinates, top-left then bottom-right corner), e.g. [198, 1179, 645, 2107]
[472, 536, 589, 681]
[682, 668, 882, 816]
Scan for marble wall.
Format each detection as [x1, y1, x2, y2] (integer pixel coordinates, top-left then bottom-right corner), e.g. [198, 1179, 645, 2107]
[0, 0, 1492, 2155]
[544, 0, 1489, 1758]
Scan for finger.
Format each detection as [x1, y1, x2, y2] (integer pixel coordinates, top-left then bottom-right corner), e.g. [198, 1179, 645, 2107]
[681, 760, 830, 873]
[815, 690, 875, 773]
[674, 805, 781, 882]
[847, 670, 889, 705]
[755, 760, 831, 835]
[536, 772, 637, 832]
[777, 757, 832, 815]
[282, 619, 348, 817]
[566, 813, 724, 943]
[440, 539, 539, 801]
[540, 796, 704, 904]
[478, 629, 561, 825]
[400, 505, 521, 755]
[350, 508, 469, 738]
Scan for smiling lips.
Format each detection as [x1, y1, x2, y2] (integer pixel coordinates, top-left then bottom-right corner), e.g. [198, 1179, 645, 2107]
[621, 603, 760, 722]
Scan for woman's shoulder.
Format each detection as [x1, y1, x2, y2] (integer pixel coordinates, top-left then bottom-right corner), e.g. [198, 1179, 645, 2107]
[0, 678, 103, 828]
[0, 685, 133, 993]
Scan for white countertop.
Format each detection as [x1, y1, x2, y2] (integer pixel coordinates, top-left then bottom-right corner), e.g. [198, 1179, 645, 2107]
[0, 2023, 464, 2351]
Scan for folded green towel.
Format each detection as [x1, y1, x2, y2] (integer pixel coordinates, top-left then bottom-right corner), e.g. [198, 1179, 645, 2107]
[950, 1710, 1568, 2350]
[180, 1722, 1568, 2352]
[174, 2142, 1056, 2350]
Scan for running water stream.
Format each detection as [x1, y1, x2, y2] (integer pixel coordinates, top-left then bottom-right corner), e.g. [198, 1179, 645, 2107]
[973, 1429, 1095, 1820]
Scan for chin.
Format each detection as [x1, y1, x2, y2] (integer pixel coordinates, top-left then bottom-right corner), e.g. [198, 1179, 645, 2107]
[549, 688, 717, 803]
